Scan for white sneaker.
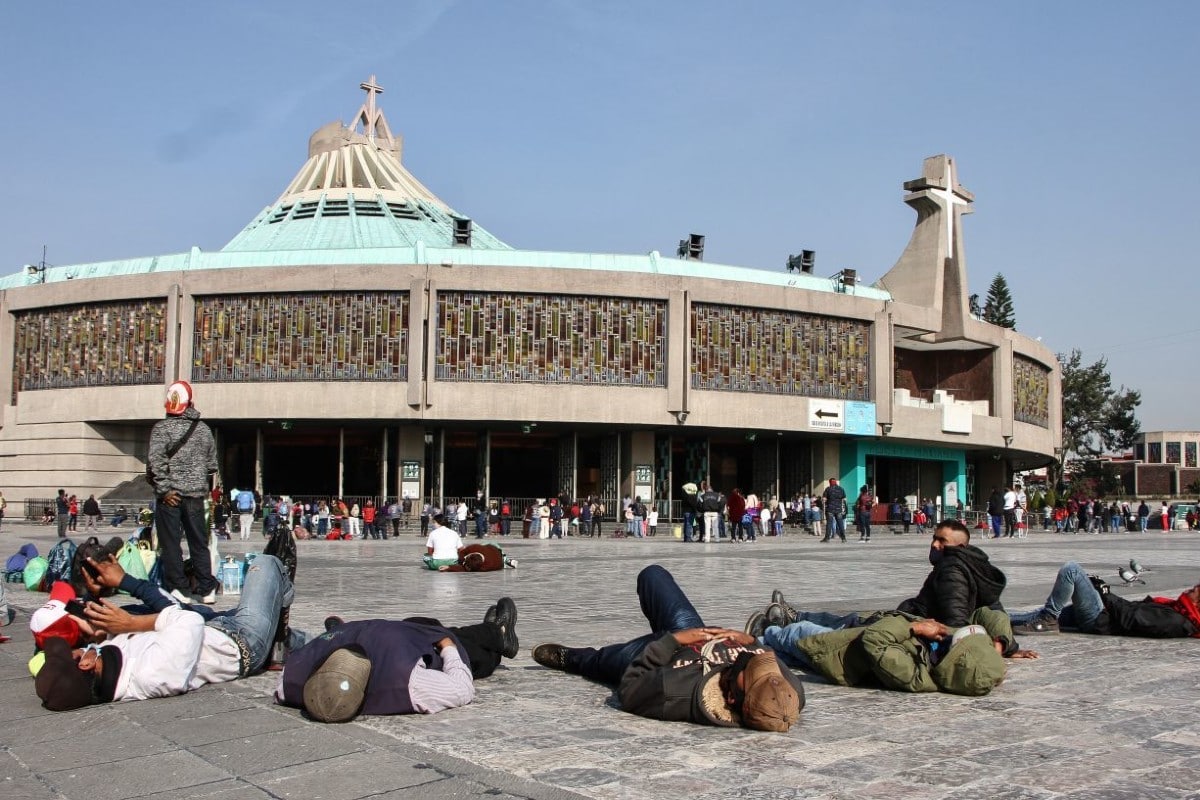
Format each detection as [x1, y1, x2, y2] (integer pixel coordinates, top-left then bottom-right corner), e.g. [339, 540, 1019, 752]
[507, 558, 519, 569]
[199, 591, 217, 605]
[170, 589, 194, 605]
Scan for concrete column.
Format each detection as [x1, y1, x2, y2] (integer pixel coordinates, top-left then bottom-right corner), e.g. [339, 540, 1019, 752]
[380, 428, 389, 500]
[338, 427, 345, 498]
[254, 427, 264, 495]
[165, 284, 183, 383]
[408, 278, 427, 408]
[667, 289, 688, 419]
[873, 309, 894, 430]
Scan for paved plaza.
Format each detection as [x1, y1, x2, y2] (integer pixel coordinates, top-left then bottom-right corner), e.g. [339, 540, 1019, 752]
[3, 521, 1200, 799]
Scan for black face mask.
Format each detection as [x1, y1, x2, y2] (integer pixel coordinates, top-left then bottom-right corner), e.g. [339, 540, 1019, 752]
[928, 546, 944, 565]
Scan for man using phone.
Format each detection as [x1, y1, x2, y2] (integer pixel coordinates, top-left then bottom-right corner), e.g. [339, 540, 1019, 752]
[34, 551, 303, 711]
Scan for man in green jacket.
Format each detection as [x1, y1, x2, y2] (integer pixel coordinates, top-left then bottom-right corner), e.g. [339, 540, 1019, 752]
[758, 609, 1023, 696]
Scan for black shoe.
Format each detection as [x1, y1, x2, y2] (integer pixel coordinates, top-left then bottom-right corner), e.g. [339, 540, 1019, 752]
[323, 615, 344, 633]
[744, 611, 767, 638]
[770, 591, 799, 625]
[483, 605, 498, 625]
[533, 643, 570, 671]
[1012, 611, 1059, 635]
[494, 597, 519, 658]
[766, 603, 792, 629]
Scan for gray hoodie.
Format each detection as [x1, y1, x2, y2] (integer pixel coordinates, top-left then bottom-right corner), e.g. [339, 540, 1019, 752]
[148, 406, 217, 497]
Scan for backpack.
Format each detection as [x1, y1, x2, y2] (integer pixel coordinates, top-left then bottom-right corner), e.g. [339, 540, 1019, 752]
[236, 491, 255, 512]
[550, 504, 563, 521]
[45, 538, 77, 586]
[6, 543, 38, 574]
[501, 502, 511, 516]
[24, 556, 49, 591]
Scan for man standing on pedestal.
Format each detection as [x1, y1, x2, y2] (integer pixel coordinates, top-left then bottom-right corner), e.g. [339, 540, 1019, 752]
[148, 381, 220, 605]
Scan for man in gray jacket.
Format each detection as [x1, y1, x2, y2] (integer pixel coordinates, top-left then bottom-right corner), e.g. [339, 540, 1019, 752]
[148, 381, 219, 604]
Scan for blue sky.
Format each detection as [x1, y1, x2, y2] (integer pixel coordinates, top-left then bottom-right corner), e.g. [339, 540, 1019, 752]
[1, 2, 1195, 432]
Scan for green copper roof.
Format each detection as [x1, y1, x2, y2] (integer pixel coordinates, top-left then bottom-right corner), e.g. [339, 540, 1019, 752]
[0, 244, 891, 302]
[221, 193, 511, 253]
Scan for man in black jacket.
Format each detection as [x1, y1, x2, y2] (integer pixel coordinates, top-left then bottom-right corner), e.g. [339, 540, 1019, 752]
[531, 565, 804, 732]
[1012, 562, 1200, 637]
[896, 519, 1008, 628]
[753, 519, 1008, 637]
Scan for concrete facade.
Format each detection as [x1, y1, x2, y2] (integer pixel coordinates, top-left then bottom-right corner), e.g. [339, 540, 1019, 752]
[0, 79, 1060, 511]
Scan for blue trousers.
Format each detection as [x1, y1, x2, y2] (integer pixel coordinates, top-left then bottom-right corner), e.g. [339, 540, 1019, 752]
[566, 565, 704, 685]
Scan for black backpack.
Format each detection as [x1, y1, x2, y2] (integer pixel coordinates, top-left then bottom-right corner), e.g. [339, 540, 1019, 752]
[46, 538, 78, 587]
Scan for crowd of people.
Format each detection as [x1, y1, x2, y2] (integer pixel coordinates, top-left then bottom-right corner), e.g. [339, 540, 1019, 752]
[11, 379, 1200, 743]
[20, 505, 1199, 737]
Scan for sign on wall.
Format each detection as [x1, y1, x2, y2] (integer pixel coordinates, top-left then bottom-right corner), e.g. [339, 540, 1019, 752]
[807, 399, 845, 432]
[401, 460, 421, 500]
[634, 464, 654, 500]
[844, 401, 877, 436]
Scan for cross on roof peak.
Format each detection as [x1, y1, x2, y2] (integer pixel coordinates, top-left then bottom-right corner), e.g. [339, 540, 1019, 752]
[351, 75, 395, 148]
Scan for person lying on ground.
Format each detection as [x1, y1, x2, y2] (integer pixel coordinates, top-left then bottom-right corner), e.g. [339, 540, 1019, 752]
[750, 519, 1010, 638]
[275, 598, 520, 722]
[531, 564, 804, 732]
[435, 542, 518, 571]
[749, 606, 1031, 697]
[1010, 561, 1200, 637]
[34, 553, 304, 711]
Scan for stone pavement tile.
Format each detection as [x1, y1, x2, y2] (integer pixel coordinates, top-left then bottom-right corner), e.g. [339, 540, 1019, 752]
[114, 688, 258, 727]
[1055, 780, 1191, 800]
[43, 750, 230, 800]
[9, 724, 176, 773]
[0, 751, 63, 800]
[937, 784, 1057, 800]
[191, 723, 367, 775]
[251, 751, 441, 799]
[165, 707, 307, 747]
[4, 703, 127, 746]
[1141, 757, 1200, 790]
[135, 778, 274, 800]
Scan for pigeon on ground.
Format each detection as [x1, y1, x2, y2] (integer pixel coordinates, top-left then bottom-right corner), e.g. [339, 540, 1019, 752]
[1118, 566, 1146, 586]
[1129, 558, 1149, 575]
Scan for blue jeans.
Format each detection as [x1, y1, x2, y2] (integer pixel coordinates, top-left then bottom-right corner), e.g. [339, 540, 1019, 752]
[683, 511, 696, 542]
[206, 554, 306, 675]
[565, 565, 704, 684]
[760, 610, 860, 669]
[990, 514, 1002, 537]
[1009, 561, 1105, 632]
[628, 515, 643, 537]
[157, 495, 218, 597]
[826, 513, 847, 541]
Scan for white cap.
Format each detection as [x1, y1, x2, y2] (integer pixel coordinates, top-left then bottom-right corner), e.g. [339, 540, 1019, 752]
[950, 624, 989, 647]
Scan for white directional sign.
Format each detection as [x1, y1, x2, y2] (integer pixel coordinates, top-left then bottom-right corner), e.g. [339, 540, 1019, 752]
[807, 399, 845, 432]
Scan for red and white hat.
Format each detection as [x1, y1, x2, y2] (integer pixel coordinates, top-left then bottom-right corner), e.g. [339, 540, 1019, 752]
[30, 581, 83, 649]
[164, 381, 193, 416]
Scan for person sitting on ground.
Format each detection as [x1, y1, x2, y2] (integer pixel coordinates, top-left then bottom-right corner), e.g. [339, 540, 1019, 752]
[109, 506, 129, 527]
[751, 608, 1023, 696]
[1010, 561, 1200, 637]
[896, 519, 1009, 628]
[33, 551, 304, 711]
[423, 513, 464, 570]
[276, 597, 520, 722]
[41, 507, 55, 525]
[531, 564, 804, 732]
[750, 520, 1009, 634]
[435, 542, 518, 572]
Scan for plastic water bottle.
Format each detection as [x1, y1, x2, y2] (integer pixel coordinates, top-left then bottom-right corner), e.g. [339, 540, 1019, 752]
[221, 557, 242, 596]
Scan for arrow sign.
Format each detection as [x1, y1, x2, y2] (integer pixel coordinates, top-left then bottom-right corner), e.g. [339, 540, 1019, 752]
[808, 399, 845, 431]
